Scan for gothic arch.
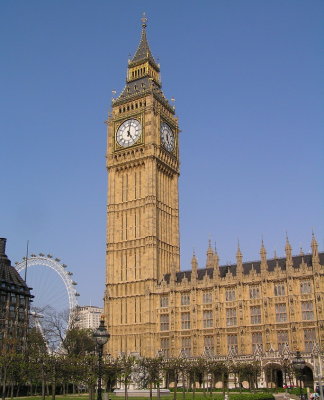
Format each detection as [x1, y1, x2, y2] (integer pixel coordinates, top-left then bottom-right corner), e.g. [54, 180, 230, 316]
[264, 362, 284, 388]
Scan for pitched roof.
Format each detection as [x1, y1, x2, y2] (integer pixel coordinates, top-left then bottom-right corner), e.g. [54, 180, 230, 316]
[0, 238, 33, 296]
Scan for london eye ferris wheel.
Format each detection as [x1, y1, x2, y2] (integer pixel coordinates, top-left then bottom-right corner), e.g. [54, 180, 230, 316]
[15, 253, 79, 347]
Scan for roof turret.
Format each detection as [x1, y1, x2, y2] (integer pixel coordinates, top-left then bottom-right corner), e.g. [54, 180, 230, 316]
[213, 243, 219, 270]
[260, 239, 268, 274]
[236, 241, 243, 261]
[260, 239, 267, 259]
[285, 233, 293, 269]
[236, 241, 243, 277]
[206, 240, 214, 269]
[311, 231, 319, 264]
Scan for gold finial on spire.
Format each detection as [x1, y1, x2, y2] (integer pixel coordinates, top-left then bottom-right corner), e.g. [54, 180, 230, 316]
[141, 12, 147, 28]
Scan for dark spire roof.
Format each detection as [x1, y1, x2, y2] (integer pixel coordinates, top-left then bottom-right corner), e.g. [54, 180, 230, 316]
[0, 238, 33, 297]
[129, 14, 159, 70]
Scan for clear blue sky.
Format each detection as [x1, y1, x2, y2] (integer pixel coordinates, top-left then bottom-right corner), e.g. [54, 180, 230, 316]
[1, 1, 323, 308]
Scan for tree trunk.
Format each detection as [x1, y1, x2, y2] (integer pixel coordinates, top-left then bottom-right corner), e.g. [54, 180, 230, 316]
[192, 371, 196, 400]
[149, 382, 152, 400]
[213, 375, 216, 396]
[182, 371, 186, 400]
[42, 380, 45, 400]
[1, 366, 7, 400]
[203, 373, 206, 397]
[124, 378, 128, 400]
[51, 375, 56, 400]
[41, 368, 46, 400]
[222, 372, 225, 398]
[173, 372, 178, 400]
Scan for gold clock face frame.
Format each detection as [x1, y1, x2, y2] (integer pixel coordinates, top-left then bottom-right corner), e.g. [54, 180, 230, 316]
[116, 118, 142, 148]
[160, 121, 175, 152]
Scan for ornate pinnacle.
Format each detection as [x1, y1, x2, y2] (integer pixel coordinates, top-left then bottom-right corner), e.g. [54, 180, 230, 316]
[141, 12, 147, 28]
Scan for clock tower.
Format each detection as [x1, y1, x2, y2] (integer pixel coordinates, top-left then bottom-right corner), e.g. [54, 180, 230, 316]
[104, 15, 180, 356]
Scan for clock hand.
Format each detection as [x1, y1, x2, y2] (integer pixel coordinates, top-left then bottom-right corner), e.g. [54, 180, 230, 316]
[127, 122, 134, 139]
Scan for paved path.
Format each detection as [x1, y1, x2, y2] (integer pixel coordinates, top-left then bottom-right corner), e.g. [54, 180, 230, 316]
[273, 394, 301, 400]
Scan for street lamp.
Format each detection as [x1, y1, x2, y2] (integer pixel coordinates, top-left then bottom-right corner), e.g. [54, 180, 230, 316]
[93, 318, 110, 400]
[312, 343, 324, 400]
[292, 351, 305, 400]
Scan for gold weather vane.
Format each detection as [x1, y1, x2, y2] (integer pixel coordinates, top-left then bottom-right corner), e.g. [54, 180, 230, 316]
[141, 12, 147, 28]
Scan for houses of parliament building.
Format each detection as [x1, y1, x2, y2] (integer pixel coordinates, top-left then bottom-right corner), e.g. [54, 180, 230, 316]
[104, 16, 323, 382]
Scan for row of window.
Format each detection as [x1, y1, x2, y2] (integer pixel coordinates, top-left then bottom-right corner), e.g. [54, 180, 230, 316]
[0, 293, 28, 307]
[160, 301, 315, 330]
[118, 100, 146, 114]
[131, 67, 147, 79]
[160, 329, 316, 357]
[160, 281, 313, 308]
[129, 66, 157, 80]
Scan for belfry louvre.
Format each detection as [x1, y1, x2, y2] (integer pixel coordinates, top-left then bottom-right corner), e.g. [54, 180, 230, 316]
[104, 18, 323, 365]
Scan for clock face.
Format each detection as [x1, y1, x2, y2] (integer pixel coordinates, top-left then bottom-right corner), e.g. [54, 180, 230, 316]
[116, 119, 142, 147]
[160, 122, 175, 152]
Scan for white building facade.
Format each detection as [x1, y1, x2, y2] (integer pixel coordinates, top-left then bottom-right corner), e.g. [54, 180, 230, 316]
[75, 306, 103, 330]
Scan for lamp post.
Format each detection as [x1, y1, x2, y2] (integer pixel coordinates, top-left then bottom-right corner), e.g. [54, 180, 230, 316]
[93, 318, 110, 400]
[312, 343, 324, 400]
[292, 351, 305, 400]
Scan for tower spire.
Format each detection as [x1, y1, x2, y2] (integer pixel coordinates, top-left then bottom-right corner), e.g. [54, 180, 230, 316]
[285, 233, 293, 270]
[260, 238, 267, 274]
[214, 243, 219, 265]
[191, 251, 198, 282]
[206, 239, 214, 269]
[113, 14, 174, 112]
[129, 13, 158, 69]
[236, 240, 243, 278]
[311, 231, 319, 264]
